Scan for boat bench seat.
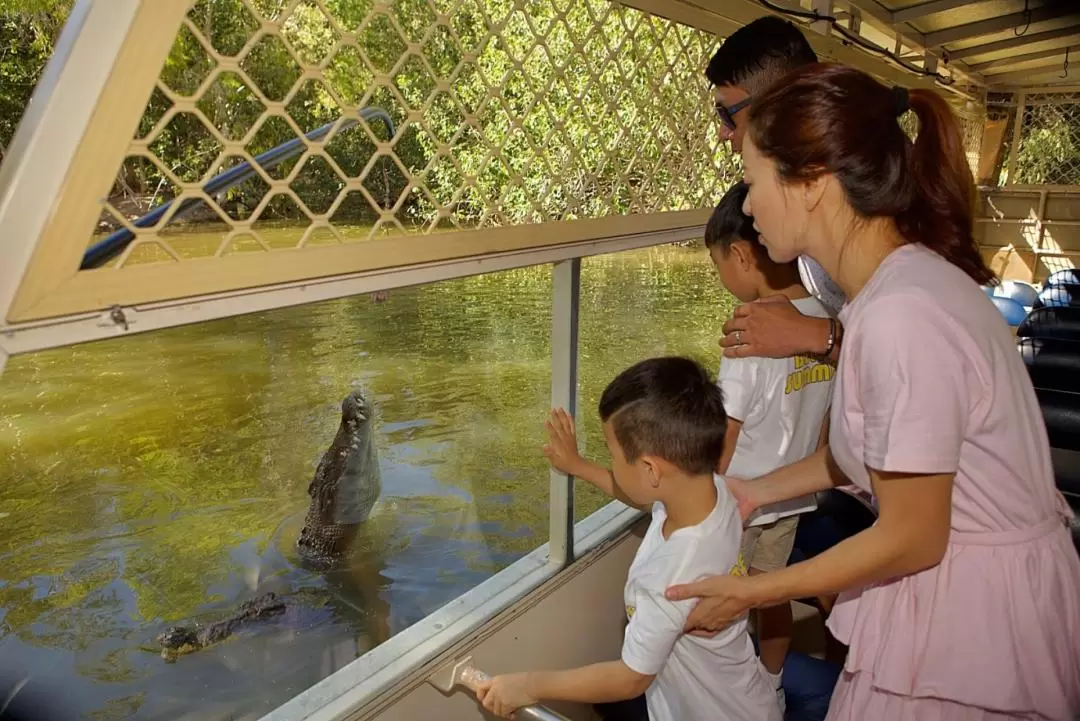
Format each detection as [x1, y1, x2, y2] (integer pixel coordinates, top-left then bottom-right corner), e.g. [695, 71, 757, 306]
[1017, 306, 1080, 343]
[1019, 337, 1080, 553]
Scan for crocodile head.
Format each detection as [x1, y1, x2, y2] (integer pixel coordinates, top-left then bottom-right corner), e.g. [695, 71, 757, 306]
[297, 390, 382, 570]
[156, 625, 200, 662]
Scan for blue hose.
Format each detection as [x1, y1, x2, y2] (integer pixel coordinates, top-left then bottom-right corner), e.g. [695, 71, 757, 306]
[80, 107, 395, 270]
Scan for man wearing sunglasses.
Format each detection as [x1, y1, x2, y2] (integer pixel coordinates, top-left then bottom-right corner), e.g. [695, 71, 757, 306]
[707, 16, 846, 363]
[704, 19, 860, 721]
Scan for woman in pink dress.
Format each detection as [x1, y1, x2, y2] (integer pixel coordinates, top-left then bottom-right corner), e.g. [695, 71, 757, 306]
[666, 63, 1080, 720]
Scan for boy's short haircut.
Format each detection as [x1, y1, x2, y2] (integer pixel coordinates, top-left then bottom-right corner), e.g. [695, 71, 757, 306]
[704, 181, 759, 251]
[705, 16, 818, 96]
[599, 356, 727, 476]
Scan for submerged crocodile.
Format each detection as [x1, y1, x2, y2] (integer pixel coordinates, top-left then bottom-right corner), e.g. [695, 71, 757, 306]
[156, 390, 382, 661]
[157, 592, 287, 662]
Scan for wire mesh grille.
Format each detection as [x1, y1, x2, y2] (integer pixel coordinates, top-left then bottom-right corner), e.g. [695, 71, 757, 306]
[898, 97, 984, 178]
[90, 0, 738, 270]
[1011, 92, 1080, 186]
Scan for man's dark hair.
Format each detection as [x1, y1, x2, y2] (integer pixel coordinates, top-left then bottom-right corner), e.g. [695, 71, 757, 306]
[704, 181, 759, 251]
[599, 357, 727, 476]
[705, 16, 818, 96]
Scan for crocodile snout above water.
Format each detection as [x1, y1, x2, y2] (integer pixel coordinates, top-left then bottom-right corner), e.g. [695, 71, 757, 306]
[296, 390, 382, 570]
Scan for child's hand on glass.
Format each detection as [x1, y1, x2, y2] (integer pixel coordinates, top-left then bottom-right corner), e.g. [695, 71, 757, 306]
[476, 673, 537, 718]
[543, 408, 583, 476]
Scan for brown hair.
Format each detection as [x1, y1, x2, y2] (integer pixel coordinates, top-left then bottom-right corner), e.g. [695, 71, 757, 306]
[747, 63, 995, 285]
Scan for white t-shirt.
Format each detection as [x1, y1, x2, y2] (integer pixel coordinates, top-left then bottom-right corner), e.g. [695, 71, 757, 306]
[798, 255, 846, 317]
[621, 476, 782, 721]
[718, 296, 835, 527]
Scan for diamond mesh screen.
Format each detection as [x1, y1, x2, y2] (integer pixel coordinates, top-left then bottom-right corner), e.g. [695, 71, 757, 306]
[1011, 91, 1080, 186]
[91, 0, 738, 270]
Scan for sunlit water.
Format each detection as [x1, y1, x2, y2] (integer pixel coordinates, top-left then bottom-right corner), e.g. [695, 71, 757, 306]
[0, 243, 734, 719]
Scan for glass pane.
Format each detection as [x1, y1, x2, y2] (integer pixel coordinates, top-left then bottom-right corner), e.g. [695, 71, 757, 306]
[0, 269, 555, 718]
[574, 242, 735, 522]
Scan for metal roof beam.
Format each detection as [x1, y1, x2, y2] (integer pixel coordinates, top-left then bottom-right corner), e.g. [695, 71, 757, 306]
[948, 25, 1080, 60]
[924, 7, 1079, 47]
[970, 44, 1076, 72]
[842, 0, 926, 43]
[841, 0, 986, 86]
[893, 0, 976, 24]
[987, 62, 1074, 86]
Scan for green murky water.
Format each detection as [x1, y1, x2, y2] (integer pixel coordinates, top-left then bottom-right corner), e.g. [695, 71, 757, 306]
[0, 242, 733, 719]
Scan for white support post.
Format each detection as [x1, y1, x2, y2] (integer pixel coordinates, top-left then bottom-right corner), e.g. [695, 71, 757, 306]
[811, 0, 833, 36]
[0, 347, 7, 380]
[1006, 93, 1027, 185]
[1036, 190, 1049, 252]
[0, 0, 143, 324]
[924, 51, 939, 75]
[548, 258, 580, 568]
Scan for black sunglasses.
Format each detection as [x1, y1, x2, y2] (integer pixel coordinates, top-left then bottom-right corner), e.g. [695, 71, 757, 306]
[715, 96, 752, 131]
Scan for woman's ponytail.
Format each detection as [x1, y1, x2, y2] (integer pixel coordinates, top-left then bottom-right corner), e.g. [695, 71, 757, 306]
[749, 64, 998, 286]
[899, 88, 996, 285]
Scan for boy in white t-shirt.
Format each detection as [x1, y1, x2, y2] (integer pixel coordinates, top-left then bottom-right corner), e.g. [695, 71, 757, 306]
[705, 181, 834, 707]
[476, 357, 781, 721]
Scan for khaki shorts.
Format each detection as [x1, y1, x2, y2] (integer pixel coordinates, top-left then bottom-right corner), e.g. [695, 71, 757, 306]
[739, 515, 798, 573]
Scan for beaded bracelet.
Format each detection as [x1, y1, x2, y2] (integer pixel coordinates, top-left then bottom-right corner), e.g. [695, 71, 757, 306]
[823, 317, 838, 357]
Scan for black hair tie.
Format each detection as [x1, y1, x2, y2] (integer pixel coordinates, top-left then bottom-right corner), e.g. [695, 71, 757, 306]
[892, 85, 910, 116]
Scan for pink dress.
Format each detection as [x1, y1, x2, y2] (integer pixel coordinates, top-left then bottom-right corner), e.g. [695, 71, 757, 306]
[825, 244, 1080, 721]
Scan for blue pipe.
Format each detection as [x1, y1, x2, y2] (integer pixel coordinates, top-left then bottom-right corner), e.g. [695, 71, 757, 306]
[80, 107, 395, 269]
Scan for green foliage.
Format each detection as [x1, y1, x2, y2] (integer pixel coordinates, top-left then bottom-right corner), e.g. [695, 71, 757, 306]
[0, 0, 73, 161]
[1, 0, 734, 239]
[1013, 101, 1080, 186]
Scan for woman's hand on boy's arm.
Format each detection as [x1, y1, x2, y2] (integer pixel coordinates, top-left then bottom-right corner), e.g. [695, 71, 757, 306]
[720, 296, 840, 363]
[476, 662, 653, 718]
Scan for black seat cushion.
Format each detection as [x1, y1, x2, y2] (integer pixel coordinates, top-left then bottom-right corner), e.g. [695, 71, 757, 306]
[1033, 283, 1080, 310]
[1018, 337, 1080, 392]
[1052, 448, 1080, 502]
[1016, 306, 1080, 342]
[1034, 387, 1080, 452]
[1045, 268, 1080, 288]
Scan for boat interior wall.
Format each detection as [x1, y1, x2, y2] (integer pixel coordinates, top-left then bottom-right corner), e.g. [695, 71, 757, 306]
[977, 187, 1080, 283]
[264, 520, 648, 721]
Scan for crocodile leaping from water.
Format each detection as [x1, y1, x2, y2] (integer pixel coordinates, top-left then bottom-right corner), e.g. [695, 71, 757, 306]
[297, 390, 382, 570]
[156, 390, 382, 661]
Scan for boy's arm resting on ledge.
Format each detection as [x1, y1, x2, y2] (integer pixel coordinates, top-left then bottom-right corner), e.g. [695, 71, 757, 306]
[476, 661, 653, 717]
